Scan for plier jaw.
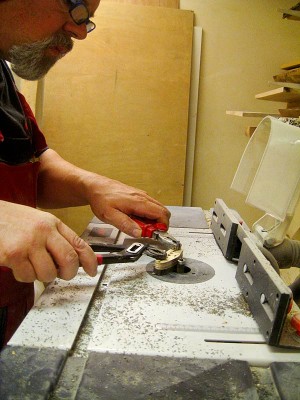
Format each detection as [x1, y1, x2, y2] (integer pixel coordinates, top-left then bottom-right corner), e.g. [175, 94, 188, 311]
[152, 230, 181, 251]
[131, 216, 181, 250]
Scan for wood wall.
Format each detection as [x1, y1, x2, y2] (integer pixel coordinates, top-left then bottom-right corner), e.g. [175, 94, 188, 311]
[38, 2, 193, 233]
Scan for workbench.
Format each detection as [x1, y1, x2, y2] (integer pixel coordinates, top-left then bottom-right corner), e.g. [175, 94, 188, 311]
[0, 207, 299, 399]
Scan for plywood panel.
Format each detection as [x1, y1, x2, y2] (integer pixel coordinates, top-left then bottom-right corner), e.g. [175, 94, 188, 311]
[41, 3, 193, 232]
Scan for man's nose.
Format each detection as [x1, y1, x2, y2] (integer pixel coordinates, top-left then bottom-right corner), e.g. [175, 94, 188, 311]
[62, 21, 88, 40]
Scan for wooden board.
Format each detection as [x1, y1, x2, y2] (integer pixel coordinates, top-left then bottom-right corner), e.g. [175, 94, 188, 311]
[102, 0, 179, 7]
[280, 60, 300, 70]
[273, 67, 300, 83]
[268, 81, 300, 90]
[279, 108, 300, 117]
[255, 87, 300, 103]
[183, 26, 202, 207]
[226, 111, 279, 117]
[40, 3, 193, 233]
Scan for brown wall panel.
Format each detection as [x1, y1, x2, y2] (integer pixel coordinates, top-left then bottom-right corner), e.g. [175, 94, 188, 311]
[41, 3, 193, 233]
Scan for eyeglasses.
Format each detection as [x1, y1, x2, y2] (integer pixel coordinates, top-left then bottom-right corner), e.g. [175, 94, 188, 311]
[68, 0, 96, 33]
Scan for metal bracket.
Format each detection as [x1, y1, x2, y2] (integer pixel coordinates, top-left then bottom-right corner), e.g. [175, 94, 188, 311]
[236, 238, 293, 346]
[211, 198, 251, 261]
[211, 198, 300, 349]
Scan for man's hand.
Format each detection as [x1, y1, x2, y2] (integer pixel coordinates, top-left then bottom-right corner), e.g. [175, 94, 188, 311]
[38, 149, 171, 238]
[86, 176, 171, 238]
[0, 201, 97, 283]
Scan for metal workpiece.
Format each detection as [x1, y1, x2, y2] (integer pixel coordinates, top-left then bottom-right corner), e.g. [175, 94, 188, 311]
[153, 248, 183, 271]
[143, 244, 167, 260]
[147, 257, 215, 284]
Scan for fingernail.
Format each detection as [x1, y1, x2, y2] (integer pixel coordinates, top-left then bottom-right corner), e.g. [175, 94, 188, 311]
[132, 228, 142, 238]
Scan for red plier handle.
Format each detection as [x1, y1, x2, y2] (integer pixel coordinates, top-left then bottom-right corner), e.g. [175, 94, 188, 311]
[131, 216, 167, 238]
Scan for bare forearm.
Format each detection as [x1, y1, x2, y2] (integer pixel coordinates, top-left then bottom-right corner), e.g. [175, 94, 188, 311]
[37, 148, 98, 208]
[37, 148, 170, 238]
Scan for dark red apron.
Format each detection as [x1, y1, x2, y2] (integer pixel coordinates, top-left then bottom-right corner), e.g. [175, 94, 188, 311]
[0, 160, 40, 348]
[0, 64, 47, 349]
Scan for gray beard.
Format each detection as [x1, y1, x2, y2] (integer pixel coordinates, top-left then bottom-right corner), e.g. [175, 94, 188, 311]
[8, 33, 73, 81]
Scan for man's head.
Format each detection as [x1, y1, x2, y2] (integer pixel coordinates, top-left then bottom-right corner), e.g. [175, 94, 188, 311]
[0, 0, 100, 80]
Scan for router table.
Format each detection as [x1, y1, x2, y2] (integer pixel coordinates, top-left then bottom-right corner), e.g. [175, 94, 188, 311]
[0, 206, 299, 399]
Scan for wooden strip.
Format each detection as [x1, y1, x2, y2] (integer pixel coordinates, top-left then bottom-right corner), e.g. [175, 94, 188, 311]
[183, 27, 202, 207]
[280, 60, 300, 70]
[279, 108, 300, 117]
[226, 111, 279, 117]
[255, 87, 300, 103]
[102, 0, 179, 7]
[273, 67, 300, 83]
[268, 81, 300, 90]
[287, 101, 300, 108]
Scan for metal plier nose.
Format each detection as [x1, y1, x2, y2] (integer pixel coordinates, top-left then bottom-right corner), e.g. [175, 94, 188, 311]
[131, 216, 181, 250]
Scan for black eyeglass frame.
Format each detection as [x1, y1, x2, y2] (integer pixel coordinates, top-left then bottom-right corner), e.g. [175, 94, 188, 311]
[68, 0, 96, 33]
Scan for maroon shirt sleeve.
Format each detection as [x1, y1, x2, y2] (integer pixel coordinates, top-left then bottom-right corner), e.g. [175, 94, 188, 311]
[16, 91, 48, 157]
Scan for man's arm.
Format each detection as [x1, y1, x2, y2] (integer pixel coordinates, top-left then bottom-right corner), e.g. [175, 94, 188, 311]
[38, 148, 170, 238]
[0, 148, 169, 284]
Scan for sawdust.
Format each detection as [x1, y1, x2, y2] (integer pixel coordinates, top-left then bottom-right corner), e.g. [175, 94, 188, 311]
[111, 277, 251, 318]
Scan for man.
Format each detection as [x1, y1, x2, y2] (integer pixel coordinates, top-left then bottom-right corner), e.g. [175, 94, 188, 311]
[0, 0, 170, 347]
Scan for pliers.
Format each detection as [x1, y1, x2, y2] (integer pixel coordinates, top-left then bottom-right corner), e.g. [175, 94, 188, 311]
[90, 242, 167, 265]
[131, 216, 183, 274]
[90, 242, 147, 265]
[131, 216, 181, 250]
[90, 240, 183, 275]
[89, 217, 182, 272]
